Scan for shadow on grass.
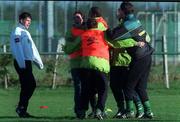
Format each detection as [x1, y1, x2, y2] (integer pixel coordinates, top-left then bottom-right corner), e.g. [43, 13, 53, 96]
[0, 116, 77, 121]
[0, 116, 18, 119]
[0, 116, 180, 122]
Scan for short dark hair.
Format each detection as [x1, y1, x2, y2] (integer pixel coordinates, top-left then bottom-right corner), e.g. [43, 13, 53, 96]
[86, 18, 97, 29]
[19, 12, 32, 21]
[120, 2, 134, 15]
[89, 6, 102, 18]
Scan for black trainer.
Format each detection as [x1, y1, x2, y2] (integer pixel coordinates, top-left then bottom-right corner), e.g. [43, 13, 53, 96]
[113, 110, 126, 118]
[144, 112, 153, 119]
[76, 110, 86, 119]
[87, 111, 96, 118]
[125, 111, 135, 118]
[95, 109, 103, 120]
[16, 107, 34, 118]
[136, 112, 144, 119]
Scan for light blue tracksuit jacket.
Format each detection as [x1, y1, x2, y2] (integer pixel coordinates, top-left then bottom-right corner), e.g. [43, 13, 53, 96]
[10, 23, 43, 69]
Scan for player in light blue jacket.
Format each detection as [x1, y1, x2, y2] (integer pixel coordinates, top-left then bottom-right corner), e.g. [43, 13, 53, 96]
[10, 12, 43, 118]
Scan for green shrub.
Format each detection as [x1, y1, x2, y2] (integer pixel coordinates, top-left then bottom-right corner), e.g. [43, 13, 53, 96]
[1, 54, 180, 88]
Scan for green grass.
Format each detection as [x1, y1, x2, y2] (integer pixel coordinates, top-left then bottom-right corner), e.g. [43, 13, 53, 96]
[0, 82, 180, 122]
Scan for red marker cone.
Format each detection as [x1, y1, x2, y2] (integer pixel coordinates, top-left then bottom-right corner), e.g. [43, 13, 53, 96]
[40, 106, 48, 109]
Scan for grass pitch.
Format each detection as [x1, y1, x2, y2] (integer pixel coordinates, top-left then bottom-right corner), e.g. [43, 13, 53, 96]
[0, 81, 180, 122]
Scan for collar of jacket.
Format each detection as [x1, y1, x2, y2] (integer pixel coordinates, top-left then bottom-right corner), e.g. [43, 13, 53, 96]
[125, 14, 135, 21]
[18, 23, 26, 30]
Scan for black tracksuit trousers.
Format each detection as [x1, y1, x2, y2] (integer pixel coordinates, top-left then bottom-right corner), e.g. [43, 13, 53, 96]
[110, 66, 140, 110]
[124, 55, 152, 102]
[14, 60, 36, 111]
[71, 68, 82, 113]
[79, 68, 108, 112]
[110, 66, 128, 109]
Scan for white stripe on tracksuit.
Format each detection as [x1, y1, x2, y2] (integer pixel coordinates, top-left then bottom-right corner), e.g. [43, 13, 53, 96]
[10, 23, 43, 69]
